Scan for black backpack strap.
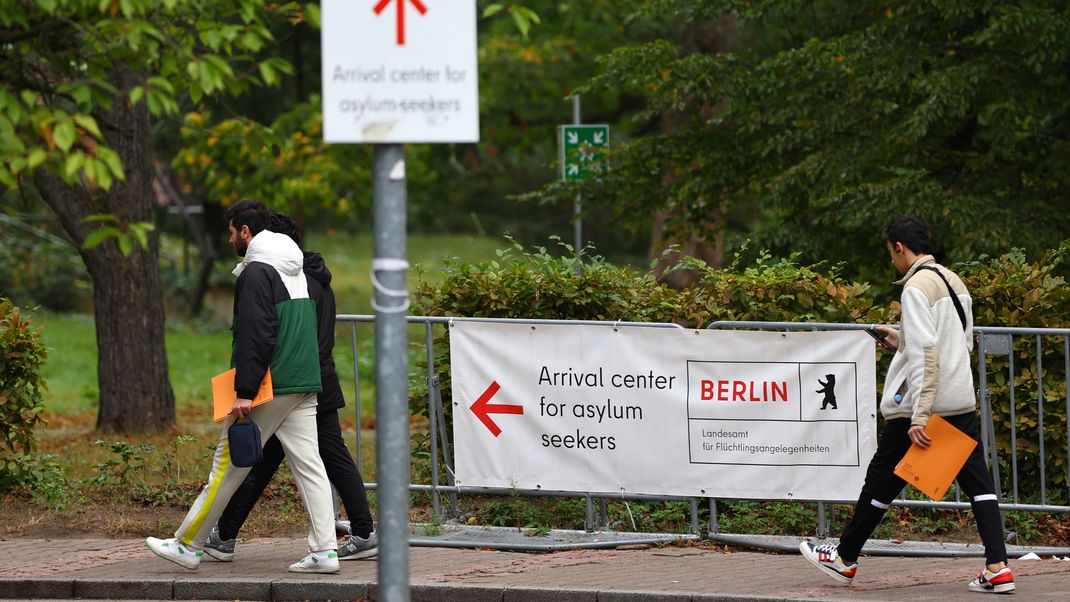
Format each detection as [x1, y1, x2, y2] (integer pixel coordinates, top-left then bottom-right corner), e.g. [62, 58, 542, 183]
[915, 266, 967, 331]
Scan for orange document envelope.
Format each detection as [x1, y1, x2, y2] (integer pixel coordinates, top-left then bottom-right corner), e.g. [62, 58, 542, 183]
[894, 415, 978, 501]
[211, 368, 273, 422]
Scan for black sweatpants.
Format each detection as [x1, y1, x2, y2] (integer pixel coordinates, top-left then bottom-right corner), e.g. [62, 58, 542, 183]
[217, 409, 374, 540]
[837, 412, 1007, 565]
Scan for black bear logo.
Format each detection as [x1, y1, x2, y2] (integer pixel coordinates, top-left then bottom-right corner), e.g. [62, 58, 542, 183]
[816, 374, 837, 410]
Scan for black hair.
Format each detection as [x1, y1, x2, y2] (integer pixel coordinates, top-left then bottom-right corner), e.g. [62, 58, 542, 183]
[223, 199, 270, 237]
[270, 212, 301, 248]
[884, 214, 930, 254]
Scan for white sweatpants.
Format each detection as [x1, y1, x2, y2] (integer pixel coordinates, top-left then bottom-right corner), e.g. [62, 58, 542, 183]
[174, 392, 336, 552]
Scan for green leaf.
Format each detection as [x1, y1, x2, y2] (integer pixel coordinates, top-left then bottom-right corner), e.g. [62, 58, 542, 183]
[58, 83, 93, 110]
[63, 152, 84, 179]
[117, 234, 134, 256]
[304, 2, 321, 28]
[53, 118, 77, 152]
[259, 61, 278, 86]
[242, 30, 265, 53]
[73, 114, 102, 139]
[26, 148, 47, 169]
[82, 226, 122, 251]
[95, 147, 124, 180]
[146, 77, 175, 94]
[82, 155, 97, 183]
[129, 222, 153, 249]
[515, 7, 541, 25]
[90, 158, 113, 190]
[187, 84, 203, 105]
[84, 213, 120, 223]
[511, 10, 531, 38]
[482, 3, 504, 18]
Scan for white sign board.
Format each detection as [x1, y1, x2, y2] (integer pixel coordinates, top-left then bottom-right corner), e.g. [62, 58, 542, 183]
[450, 323, 878, 501]
[321, 0, 479, 143]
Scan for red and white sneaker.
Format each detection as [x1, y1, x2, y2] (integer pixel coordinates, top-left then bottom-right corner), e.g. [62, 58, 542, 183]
[799, 541, 858, 584]
[968, 567, 1015, 594]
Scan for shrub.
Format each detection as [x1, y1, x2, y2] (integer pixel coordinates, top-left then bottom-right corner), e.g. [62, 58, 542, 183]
[414, 237, 684, 323]
[1, 452, 72, 509]
[0, 299, 49, 490]
[957, 248, 1070, 503]
[681, 250, 896, 327]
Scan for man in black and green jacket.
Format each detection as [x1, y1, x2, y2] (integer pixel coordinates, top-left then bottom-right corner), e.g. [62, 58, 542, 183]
[207, 212, 377, 562]
[146, 199, 339, 574]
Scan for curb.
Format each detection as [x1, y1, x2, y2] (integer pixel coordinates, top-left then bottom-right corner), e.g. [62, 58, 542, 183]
[0, 577, 817, 601]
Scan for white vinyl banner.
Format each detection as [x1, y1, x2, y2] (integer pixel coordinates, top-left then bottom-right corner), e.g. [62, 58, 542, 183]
[450, 322, 878, 501]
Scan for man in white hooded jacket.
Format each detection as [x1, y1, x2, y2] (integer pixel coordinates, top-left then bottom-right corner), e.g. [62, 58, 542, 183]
[146, 199, 338, 574]
[800, 215, 1013, 594]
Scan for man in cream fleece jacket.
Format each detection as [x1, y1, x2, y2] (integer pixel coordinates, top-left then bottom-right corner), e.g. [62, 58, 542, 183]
[800, 215, 1014, 594]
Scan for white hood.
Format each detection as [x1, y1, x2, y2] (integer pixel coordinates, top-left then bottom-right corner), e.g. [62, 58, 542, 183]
[232, 230, 310, 300]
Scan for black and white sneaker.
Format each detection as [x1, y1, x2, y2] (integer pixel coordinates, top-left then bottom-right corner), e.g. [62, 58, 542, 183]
[202, 525, 235, 562]
[338, 532, 378, 560]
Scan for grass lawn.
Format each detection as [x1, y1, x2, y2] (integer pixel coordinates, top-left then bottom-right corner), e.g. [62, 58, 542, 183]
[33, 312, 232, 416]
[307, 230, 505, 313]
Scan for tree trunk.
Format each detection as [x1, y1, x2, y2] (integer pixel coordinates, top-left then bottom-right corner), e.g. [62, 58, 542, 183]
[649, 17, 739, 288]
[34, 70, 176, 433]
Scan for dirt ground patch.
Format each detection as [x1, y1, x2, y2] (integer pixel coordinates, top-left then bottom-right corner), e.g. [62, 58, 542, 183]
[0, 492, 315, 540]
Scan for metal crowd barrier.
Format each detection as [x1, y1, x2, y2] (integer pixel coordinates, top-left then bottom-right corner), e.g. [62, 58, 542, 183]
[334, 315, 1070, 550]
[706, 321, 1070, 541]
[335, 315, 702, 550]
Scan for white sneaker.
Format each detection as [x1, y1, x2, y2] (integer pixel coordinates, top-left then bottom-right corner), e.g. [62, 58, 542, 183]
[288, 550, 340, 574]
[146, 537, 203, 570]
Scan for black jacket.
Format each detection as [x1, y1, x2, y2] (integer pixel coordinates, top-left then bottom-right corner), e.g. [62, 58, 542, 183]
[304, 251, 346, 413]
[231, 232, 321, 400]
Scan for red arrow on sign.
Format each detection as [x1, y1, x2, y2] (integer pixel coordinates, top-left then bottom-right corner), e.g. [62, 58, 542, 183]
[470, 381, 523, 437]
[373, 0, 428, 46]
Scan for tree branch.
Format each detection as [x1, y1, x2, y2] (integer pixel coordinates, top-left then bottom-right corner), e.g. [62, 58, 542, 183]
[32, 168, 99, 249]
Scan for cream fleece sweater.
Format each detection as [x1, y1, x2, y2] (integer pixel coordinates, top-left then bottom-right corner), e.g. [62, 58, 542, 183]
[879, 256, 977, 425]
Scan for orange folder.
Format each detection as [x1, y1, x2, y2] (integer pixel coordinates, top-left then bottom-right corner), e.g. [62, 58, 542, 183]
[894, 415, 978, 501]
[211, 368, 273, 422]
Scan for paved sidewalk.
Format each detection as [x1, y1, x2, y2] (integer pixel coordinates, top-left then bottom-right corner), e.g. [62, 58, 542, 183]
[2, 538, 1069, 601]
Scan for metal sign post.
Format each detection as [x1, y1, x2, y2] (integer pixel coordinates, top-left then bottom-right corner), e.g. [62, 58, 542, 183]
[371, 144, 409, 602]
[572, 96, 582, 255]
[559, 108, 609, 258]
[322, 2, 479, 600]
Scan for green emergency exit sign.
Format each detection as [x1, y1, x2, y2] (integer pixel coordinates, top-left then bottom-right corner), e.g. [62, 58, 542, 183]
[559, 124, 609, 181]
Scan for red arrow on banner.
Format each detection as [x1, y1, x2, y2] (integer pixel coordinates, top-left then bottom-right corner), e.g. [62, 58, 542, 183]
[373, 0, 428, 46]
[470, 380, 523, 437]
